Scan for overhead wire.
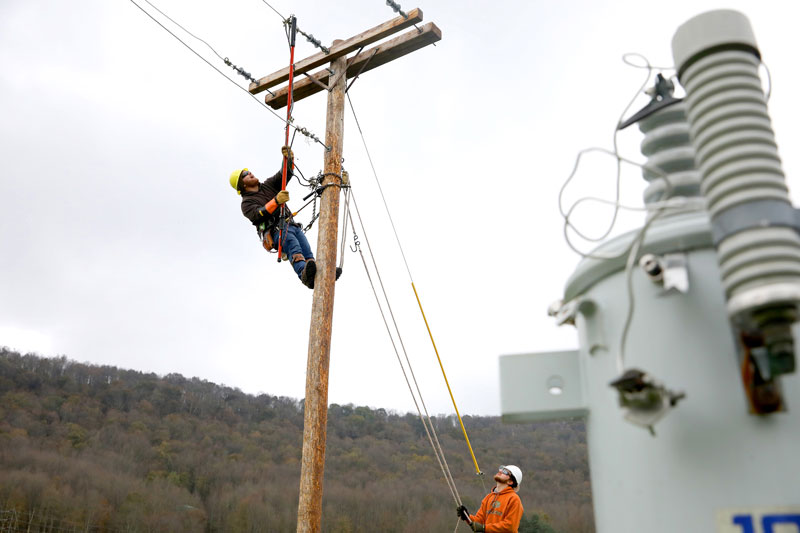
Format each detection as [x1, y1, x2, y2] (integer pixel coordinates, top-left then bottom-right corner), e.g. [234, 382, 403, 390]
[258, 0, 330, 54]
[140, 0, 224, 62]
[127, 0, 327, 150]
[258, 0, 286, 21]
[347, 93, 487, 493]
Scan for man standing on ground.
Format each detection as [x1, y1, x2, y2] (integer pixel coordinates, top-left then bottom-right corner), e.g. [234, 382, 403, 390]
[457, 465, 524, 532]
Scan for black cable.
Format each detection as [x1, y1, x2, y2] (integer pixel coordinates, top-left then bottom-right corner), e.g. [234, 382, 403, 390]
[293, 162, 312, 187]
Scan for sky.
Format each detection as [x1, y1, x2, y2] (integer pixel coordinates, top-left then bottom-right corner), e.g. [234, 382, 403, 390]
[2, 0, 799, 418]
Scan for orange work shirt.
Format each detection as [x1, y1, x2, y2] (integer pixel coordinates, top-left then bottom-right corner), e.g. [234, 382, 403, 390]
[469, 486, 524, 533]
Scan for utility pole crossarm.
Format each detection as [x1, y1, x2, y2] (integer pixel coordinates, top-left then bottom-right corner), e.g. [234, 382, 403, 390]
[248, 8, 424, 95]
[264, 23, 441, 109]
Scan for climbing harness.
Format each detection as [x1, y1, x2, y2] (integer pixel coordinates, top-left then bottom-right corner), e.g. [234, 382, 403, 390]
[276, 15, 298, 263]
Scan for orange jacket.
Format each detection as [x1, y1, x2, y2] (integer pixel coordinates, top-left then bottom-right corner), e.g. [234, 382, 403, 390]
[469, 486, 524, 533]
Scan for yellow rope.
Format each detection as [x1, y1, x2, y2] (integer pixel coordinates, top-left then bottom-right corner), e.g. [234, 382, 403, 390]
[412, 282, 483, 476]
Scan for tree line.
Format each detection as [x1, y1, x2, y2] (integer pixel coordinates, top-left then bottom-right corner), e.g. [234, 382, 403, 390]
[0, 348, 594, 532]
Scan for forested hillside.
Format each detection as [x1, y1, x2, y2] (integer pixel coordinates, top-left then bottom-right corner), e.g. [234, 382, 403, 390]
[0, 349, 593, 532]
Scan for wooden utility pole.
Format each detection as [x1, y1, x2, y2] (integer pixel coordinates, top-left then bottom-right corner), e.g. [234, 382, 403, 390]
[249, 10, 441, 533]
[295, 48, 344, 533]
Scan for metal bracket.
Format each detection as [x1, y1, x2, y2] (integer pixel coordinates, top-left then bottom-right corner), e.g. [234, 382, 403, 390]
[609, 368, 686, 435]
[549, 298, 606, 354]
[711, 199, 799, 245]
[663, 253, 690, 293]
[328, 47, 365, 90]
[640, 253, 690, 293]
[303, 71, 329, 91]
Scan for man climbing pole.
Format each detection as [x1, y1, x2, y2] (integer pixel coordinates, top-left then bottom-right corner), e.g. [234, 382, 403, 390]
[457, 465, 524, 532]
[229, 146, 319, 288]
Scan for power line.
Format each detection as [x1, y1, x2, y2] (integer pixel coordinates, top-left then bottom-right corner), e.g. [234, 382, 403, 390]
[258, 0, 286, 22]
[137, 0, 268, 90]
[127, 0, 327, 150]
[258, 1, 331, 54]
[140, 0, 224, 62]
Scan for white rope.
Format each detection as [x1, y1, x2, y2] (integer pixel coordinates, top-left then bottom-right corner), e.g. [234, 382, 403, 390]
[346, 189, 463, 506]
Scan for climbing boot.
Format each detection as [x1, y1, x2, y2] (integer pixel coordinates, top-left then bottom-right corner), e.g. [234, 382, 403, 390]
[302, 264, 340, 290]
[301, 260, 316, 289]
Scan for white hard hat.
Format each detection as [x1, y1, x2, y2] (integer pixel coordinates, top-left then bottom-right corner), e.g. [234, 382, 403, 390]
[502, 465, 523, 490]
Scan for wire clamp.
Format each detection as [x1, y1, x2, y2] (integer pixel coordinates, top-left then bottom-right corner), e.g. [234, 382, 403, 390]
[349, 231, 361, 252]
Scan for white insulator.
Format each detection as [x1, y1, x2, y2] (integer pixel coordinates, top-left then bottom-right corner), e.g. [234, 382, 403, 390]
[682, 51, 785, 217]
[637, 102, 701, 206]
[717, 227, 800, 300]
[672, 9, 800, 322]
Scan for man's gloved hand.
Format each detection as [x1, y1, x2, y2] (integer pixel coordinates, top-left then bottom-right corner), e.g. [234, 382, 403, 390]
[256, 206, 270, 219]
[281, 146, 294, 160]
[276, 190, 290, 204]
[470, 522, 485, 532]
[456, 505, 470, 522]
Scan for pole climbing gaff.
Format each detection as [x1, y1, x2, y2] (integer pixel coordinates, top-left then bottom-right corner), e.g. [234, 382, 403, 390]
[277, 15, 297, 263]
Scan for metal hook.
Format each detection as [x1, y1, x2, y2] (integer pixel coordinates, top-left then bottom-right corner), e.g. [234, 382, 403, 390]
[349, 232, 361, 252]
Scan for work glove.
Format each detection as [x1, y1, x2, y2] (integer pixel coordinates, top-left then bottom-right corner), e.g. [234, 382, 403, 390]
[281, 145, 294, 161]
[276, 190, 290, 204]
[456, 505, 470, 522]
[470, 522, 485, 532]
[256, 206, 270, 219]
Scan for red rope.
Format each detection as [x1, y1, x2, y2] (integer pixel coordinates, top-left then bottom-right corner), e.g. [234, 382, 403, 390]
[277, 18, 297, 261]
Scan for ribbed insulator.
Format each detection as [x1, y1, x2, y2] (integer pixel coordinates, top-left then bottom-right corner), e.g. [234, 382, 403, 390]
[717, 227, 800, 304]
[673, 10, 800, 322]
[637, 102, 701, 207]
[681, 51, 788, 217]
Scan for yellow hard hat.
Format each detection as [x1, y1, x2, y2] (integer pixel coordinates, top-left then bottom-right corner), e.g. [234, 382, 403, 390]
[229, 168, 248, 195]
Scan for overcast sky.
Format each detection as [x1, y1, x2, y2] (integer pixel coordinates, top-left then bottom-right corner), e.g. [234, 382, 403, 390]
[2, 0, 799, 418]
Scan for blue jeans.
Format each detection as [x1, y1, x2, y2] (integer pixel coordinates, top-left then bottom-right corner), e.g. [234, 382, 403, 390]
[272, 224, 314, 278]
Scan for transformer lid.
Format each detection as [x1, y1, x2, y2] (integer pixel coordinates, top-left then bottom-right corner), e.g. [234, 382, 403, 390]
[563, 211, 713, 301]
